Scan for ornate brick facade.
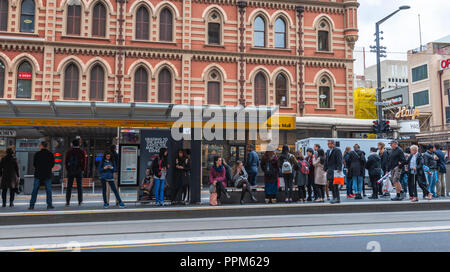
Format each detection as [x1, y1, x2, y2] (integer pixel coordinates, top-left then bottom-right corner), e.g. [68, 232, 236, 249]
[0, 0, 359, 117]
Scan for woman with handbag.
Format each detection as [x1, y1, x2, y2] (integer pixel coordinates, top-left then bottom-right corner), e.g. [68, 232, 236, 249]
[209, 156, 230, 205]
[0, 148, 20, 207]
[232, 161, 257, 205]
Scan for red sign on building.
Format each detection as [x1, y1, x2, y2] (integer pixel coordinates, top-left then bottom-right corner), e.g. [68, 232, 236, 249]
[18, 72, 32, 79]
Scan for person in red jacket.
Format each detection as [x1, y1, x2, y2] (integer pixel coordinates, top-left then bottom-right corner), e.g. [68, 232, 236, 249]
[209, 156, 230, 205]
[64, 139, 87, 206]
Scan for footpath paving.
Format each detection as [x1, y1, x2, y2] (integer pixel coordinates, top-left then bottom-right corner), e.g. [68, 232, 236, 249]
[1, 187, 450, 226]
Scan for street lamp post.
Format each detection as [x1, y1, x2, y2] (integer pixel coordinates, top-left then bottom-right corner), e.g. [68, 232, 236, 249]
[373, 5, 410, 138]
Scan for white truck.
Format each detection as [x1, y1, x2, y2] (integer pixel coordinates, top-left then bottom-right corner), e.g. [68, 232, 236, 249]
[295, 138, 392, 158]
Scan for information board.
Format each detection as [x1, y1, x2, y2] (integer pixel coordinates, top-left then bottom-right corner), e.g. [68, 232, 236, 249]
[120, 145, 138, 186]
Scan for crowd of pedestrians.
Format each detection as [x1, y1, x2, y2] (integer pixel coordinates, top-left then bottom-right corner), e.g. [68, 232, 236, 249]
[0, 138, 448, 209]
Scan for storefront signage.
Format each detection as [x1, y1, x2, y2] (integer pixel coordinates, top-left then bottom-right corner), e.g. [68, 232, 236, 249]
[383, 96, 403, 107]
[441, 59, 450, 70]
[395, 106, 420, 120]
[18, 72, 32, 79]
[0, 130, 16, 137]
[399, 120, 420, 134]
[15, 139, 41, 151]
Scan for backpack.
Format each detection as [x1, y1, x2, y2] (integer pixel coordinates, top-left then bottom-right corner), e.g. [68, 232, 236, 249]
[281, 154, 293, 175]
[67, 150, 80, 175]
[263, 161, 275, 177]
[299, 160, 310, 175]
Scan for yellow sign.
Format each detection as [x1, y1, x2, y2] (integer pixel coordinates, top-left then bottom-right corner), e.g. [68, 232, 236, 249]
[0, 116, 296, 130]
[395, 106, 420, 120]
[354, 88, 377, 119]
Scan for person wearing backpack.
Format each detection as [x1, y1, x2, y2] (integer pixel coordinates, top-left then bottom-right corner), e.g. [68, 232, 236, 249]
[366, 147, 382, 199]
[261, 151, 278, 204]
[152, 148, 168, 206]
[295, 153, 308, 203]
[64, 139, 86, 206]
[278, 145, 297, 203]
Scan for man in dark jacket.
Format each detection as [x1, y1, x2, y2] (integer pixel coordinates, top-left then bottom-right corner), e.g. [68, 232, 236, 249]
[305, 148, 316, 201]
[366, 147, 382, 199]
[65, 139, 87, 206]
[29, 142, 55, 210]
[349, 144, 366, 199]
[423, 144, 438, 197]
[324, 140, 343, 204]
[388, 140, 406, 201]
[434, 144, 447, 197]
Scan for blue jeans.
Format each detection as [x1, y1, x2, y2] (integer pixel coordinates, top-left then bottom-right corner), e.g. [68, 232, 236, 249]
[352, 176, 364, 194]
[30, 178, 52, 207]
[101, 179, 122, 205]
[154, 178, 165, 204]
[401, 173, 408, 194]
[427, 170, 438, 197]
[345, 170, 353, 195]
[248, 168, 258, 187]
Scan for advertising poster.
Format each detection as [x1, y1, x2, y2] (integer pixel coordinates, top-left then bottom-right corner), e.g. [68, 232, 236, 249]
[138, 130, 182, 201]
[120, 145, 138, 186]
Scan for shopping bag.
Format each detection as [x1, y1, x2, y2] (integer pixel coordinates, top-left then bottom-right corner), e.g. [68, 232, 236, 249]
[382, 175, 394, 193]
[333, 170, 345, 185]
[209, 193, 218, 206]
[278, 177, 285, 188]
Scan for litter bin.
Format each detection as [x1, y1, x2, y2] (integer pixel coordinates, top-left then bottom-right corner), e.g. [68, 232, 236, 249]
[24, 175, 35, 195]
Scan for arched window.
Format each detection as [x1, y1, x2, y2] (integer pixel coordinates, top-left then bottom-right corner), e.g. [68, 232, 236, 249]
[67, 0, 81, 35]
[134, 67, 148, 102]
[253, 16, 265, 47]
[254, 72, 267, 106]
[158, 68, 172, 103]
[20, 0, 35, 33]
[89, 64, 104, 101]
[207, 70, 221, 105]
[317, 20, 331, 52]
[64, 63, 79, 100]
[274, 17, 286, 49]
[318, 75, 332, 108]
[0, 0, 8, 31]
[92, 2, 106, 37]
[207, 11, 221, 45]
[276, 74, 288, 107]
[159, 8, 173, 41]
[135, 6, 149, 40]
[17, 61, 32, 98]
[0, 60, 4, 98]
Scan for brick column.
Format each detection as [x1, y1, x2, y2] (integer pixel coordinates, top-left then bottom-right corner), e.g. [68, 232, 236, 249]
[296, 6, 305, 116]
[237, 0, 247, 107]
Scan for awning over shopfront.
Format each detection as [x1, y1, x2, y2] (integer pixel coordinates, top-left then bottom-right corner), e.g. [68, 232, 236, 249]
[0, 100, 284, 129]
[296, 116, 399, 130]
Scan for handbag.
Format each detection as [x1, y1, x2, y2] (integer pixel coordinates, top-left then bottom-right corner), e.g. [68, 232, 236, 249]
[333, 170, 345, 185]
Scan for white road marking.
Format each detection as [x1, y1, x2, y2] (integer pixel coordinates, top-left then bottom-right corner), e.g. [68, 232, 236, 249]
[2, 225, 450, 251]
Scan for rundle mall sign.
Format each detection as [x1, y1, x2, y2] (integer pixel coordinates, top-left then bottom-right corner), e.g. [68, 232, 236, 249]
[395, 106, 420, 120]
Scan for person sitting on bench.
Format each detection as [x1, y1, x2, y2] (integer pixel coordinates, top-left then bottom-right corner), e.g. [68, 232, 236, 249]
[232, 161, 257, 205]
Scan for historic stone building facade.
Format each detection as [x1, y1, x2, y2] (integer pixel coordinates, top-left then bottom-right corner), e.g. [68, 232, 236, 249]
[0, 0, 359, 118]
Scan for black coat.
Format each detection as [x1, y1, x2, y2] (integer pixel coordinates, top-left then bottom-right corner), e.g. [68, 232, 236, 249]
[348, 150, 366, 177]
[380, 150, 390, 173]
[324, 147, 343, 172]
[406, 153, 426, 182]
[387, 147, 405, 171]
[33, 149, 55, 180]
[174, 157, 191, 187]
[366, 153, 382, 177]
[0, 155, 19, 189]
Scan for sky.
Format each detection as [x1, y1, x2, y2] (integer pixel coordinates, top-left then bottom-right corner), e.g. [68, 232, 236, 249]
[354, 0, 450, 75]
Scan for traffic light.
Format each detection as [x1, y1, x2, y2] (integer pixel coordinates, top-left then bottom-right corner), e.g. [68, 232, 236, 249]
[372, 120, 380, 134]
[380, 120, 392, 133]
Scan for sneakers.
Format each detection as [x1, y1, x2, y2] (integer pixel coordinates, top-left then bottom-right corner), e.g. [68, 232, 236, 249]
[391, 196, 403, 201]
[355, 194, 363, 200]
[330, 199, 340, 204]
[119, 203, 126, 208]
[347, 194, 355, 198]
[28, 206, 34, 210]
[103, 203, 109, 209]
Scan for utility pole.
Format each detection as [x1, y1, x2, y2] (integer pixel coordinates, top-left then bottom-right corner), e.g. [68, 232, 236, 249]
[370, 5, 410, 138]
